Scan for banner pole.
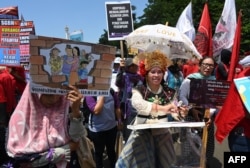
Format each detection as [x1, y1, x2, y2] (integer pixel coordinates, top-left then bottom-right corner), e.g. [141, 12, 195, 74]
[120, 40, 124, 59]
[200, 108, 210, 168]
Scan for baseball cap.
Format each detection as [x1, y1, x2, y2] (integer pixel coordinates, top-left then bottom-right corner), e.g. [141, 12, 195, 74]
[114, 57, 121, 63]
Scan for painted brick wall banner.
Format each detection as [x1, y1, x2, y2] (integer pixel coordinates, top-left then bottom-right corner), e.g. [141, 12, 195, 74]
[105, 1, 133, 41]
[29, 35, 116, 96]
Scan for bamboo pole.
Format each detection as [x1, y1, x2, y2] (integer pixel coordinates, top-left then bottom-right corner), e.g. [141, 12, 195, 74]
[200, 108, 210, 168]
[120, 40, 124, 59]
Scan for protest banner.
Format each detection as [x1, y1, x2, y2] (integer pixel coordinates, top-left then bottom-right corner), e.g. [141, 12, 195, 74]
[105, 1, 133, 41]
[29, 35, 116, 96]
[189, 79, 230, 108]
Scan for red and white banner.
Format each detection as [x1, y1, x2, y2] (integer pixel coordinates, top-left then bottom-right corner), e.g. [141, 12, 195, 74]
[212, 0, 236, 57]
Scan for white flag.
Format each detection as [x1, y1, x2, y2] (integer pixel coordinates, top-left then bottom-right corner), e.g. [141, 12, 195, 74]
[176, 2, 195, 41]
[213, 0, 236, 57]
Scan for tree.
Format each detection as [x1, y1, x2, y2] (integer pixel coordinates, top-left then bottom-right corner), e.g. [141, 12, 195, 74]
[99, 0, 250, 54]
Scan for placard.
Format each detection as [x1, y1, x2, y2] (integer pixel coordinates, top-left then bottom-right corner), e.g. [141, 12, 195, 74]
[105, 1, 133, 41]
[29, 35, 116, 96]
[0, 19, 20, 66]
[234, 76, 250, 113]
[189, 79, 230, 108]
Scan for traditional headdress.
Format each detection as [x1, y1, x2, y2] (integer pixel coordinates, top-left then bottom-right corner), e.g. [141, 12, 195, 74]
[135, 50, 171, 77]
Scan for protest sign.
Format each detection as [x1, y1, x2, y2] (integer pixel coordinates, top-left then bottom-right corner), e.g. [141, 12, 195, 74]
[189, 79, 230, 108]
[29, 35, 116, 96]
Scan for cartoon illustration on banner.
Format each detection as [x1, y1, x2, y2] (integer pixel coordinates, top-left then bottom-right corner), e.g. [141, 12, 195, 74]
[29, 35, 116, 96]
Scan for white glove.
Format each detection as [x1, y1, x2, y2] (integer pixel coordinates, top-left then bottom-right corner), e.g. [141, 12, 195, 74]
[51, 144, 71, 163]
[31, 144, 71, 167]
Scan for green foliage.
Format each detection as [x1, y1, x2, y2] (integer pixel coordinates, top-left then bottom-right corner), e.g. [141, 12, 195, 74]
[99, 0, 250, 54]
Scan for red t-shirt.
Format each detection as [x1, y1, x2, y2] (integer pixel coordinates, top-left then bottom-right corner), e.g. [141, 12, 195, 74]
[0, 82, 6, 102]
[182, 63, 199, 78]
[0, 69, 16, 113]
[11, 66, 26, 94]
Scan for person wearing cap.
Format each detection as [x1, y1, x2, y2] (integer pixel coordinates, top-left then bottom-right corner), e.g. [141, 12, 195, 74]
[115, 57, 143, 142]
[116, 51, 188, 168]
[113, 57, 121, 73]
[111, 57, 121, 93]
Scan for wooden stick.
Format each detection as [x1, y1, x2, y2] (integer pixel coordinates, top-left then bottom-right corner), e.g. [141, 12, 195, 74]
[120, 40, 124, 59]
[200, 108, 210, 168]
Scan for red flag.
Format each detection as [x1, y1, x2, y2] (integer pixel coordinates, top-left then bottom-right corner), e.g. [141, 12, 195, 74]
[215, 67, 250, 143]
[227, 10, 242, 82]
[193, 3, 213, 57]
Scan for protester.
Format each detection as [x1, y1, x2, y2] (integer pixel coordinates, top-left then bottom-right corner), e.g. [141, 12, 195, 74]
[215, 49, 231, 80]
[0, 66, 16, 166]
[5, 84, 85, 168]
[115, 57, 143, 142]
[166, 58, 185, 91]
[9, 66, 27, 102]
[182, 59, 199, 78]
[215, 67, 250, 152]
[85, 88, 122, 168]
[216, 49, 243, 80]
[116, 50, 188, 168]
[178, 56, 216, 167]
[111, 57, 121, 93]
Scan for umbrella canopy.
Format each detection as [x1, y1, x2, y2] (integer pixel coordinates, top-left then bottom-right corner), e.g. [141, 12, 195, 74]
[124, 24, 202, 60]
[239, 55, 250, 67]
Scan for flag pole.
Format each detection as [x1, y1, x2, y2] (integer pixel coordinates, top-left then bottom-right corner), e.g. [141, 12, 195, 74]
[227, 9, 242, 82]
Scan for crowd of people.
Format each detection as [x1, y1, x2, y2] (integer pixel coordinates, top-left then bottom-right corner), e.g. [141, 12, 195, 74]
[0, 48, 250, 168]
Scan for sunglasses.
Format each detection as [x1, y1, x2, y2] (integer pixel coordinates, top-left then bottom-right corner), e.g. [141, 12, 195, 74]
[201, 63, 214, 69]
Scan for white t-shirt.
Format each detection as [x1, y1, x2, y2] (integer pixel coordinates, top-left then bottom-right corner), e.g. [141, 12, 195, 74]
[111, 72, 119, 92]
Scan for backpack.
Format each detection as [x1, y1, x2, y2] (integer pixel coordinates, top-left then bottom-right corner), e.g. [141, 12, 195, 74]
[81, 88, 115, 127]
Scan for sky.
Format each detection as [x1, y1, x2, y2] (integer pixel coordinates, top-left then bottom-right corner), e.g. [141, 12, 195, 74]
[0, 0, 148, 43]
